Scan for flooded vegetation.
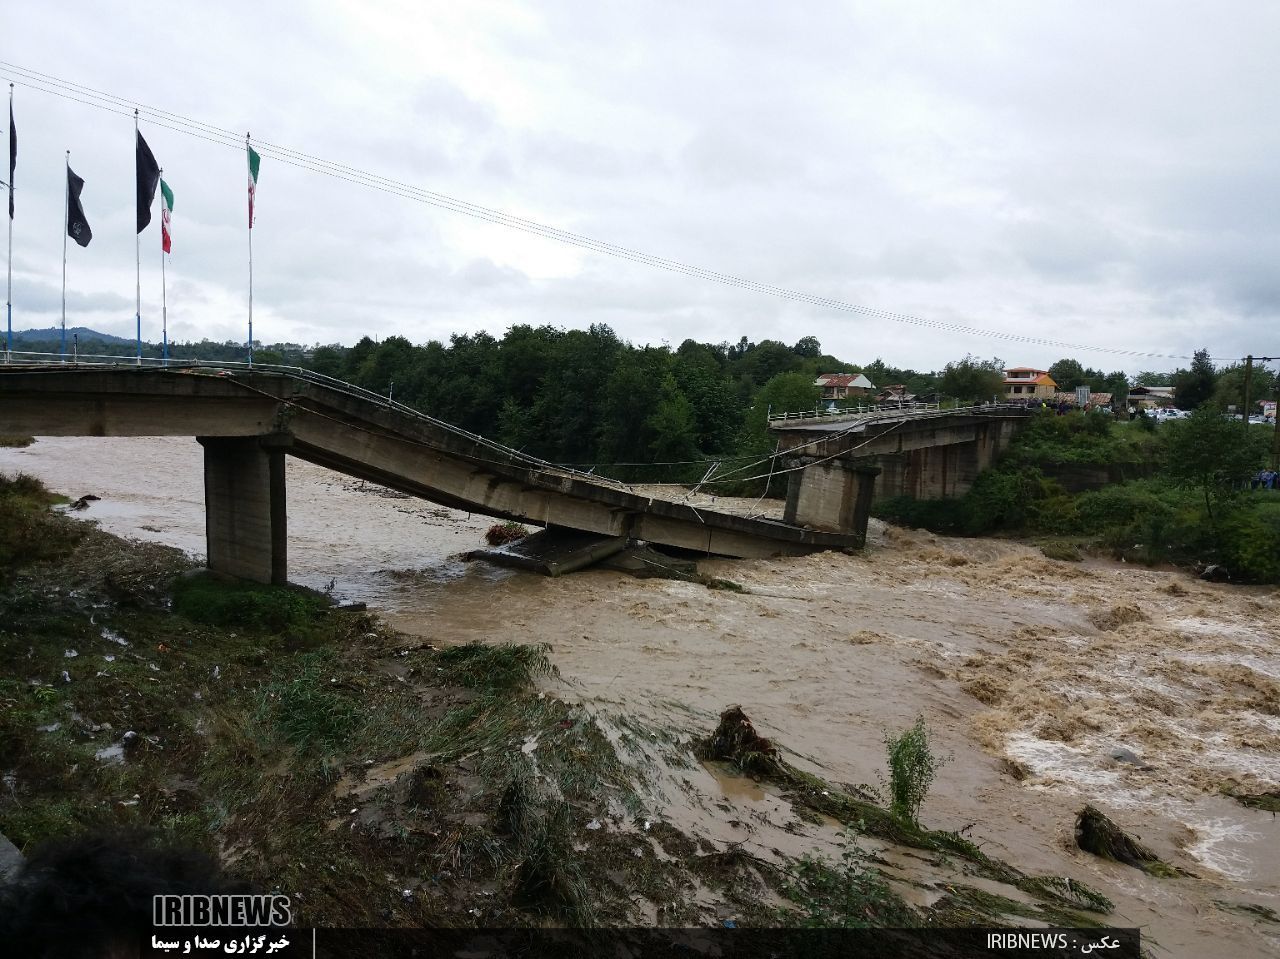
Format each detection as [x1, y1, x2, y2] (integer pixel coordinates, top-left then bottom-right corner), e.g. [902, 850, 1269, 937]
[2, 437, 1278, 955]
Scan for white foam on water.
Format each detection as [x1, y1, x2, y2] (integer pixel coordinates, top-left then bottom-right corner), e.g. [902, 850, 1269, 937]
[1176, 652, 1280, 681]
[1184, 817, 1264, 881]
[1004, 733, 1124, 792]
[1168, 618, 1272, 642]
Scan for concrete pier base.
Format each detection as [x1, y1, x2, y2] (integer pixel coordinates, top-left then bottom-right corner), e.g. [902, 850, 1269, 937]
[783, 461, 880, 546]
[197, 436, 287, 584]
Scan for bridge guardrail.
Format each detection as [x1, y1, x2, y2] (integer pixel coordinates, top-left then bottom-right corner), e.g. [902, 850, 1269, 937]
[0, 350, 632, 491]
[767, 401, 1027, 429]
[768, 402, 940, 423]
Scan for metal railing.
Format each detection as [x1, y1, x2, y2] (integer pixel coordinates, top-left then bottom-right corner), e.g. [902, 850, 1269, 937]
[0, 349, 631, 490]
[766, 401, 1030, 427]
[768, 401, 941, 423]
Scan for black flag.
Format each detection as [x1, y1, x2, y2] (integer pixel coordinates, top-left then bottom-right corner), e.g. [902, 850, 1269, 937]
[67, 166, 92, 247]
[7, 100, 13, 220]
[136, 130, 159, 232]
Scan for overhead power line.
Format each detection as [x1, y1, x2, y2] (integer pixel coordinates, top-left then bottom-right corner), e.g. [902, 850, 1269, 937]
[0, 60, 1238, 362]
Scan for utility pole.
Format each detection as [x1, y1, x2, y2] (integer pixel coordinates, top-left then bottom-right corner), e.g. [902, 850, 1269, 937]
[1242, 355, 1253, 436]
[1249, 354, 1280, 470]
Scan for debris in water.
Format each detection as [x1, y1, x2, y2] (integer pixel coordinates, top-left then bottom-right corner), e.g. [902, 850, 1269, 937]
[1219, 783, 1280, 813]
[696, 705, 783, 777]
[1088, 604, 1148, 631]
[1107, 747, 1154, 771]
[485, 521, 529, 546]
[1074, 805, 1186, 876]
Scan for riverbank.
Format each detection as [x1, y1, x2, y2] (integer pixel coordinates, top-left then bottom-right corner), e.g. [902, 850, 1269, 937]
[2, 437, 1278, 955]
[4, 479, 1133, 935]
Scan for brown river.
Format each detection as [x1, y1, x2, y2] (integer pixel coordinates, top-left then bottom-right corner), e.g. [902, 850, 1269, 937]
[3, 437, 1278, 956]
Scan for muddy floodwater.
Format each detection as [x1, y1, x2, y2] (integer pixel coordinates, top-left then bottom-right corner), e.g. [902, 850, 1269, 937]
[4, 436, 1279, 956]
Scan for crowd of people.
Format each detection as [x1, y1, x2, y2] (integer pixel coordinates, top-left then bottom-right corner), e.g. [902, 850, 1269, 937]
[1252, 469, 1278, 490]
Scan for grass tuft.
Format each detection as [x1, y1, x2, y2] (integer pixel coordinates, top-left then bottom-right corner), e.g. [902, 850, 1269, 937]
[172, 574, 328, 633]
[435, 642, 556, 690]
[257, 651, 358, 751]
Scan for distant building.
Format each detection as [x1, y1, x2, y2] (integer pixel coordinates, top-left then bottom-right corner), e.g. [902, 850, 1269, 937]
[1003, 367, 1057, 400]
[815, 373, 875, 408]
[876, 384, 916, 404]
[1127, 385, 1175, 409]
[1049, 391, 1113, 409]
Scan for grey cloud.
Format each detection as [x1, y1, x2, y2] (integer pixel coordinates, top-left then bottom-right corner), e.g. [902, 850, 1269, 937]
[13, 278, 133, 315]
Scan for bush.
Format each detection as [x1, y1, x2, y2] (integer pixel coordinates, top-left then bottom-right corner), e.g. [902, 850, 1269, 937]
[1216, 500, 1280, 582]
[961, 467, 1049, 533]
[172, 575, 328, 633]
[485, 521, 529, 546]
[779, 841, 917, 927]
[0, 472, 81, 572]
[883, 717, 947, 825]
[871, 496, 968, 533]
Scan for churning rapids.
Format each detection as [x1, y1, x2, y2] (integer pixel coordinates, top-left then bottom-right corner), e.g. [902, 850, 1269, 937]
[4, 436, 1278, 956]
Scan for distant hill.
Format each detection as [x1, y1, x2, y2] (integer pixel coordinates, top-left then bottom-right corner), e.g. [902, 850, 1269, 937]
[14, 327, 134, 345]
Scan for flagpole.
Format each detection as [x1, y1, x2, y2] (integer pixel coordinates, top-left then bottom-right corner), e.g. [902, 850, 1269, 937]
[61, 150, 68, 361]
[160, 166, 168, 365]
[5, 83, 13, 364]
[246, 132, 253, 367]
[134, 111, 142, 365]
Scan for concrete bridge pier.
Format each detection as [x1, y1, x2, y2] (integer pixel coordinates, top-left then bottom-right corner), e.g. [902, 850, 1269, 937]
[197, 436, 287, 585]
[782, 460, 880, 546]
[873, 417, 1017, 501]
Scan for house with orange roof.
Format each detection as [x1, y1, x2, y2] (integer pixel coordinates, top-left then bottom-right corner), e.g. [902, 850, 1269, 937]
[814, 372, 876, 406]
[1003, 367, 1057, 400]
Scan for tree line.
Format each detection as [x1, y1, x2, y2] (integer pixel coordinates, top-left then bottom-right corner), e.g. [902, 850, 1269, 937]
[12, 329, 1276, 478]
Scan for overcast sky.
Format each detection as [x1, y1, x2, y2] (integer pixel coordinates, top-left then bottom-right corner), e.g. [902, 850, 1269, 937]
[4, 1, 1279, 375]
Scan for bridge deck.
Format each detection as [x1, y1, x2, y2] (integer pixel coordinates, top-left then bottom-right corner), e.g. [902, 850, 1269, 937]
[0, 364, 860, 559]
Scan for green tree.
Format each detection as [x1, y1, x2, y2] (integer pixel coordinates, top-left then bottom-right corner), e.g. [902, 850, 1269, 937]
[792, 335, 823, 359]
[1171, 348, 1217, 411]
[939, 354, 1005, 404]
[1103, 371, 1130, 404]
[308, 345, 346, 379]
[1212, 362, 1277, 415]
[645, 375, 699, 462]
[672, 346, 740, 453]
[1048, 358, 1088, 392]
[739, 371, 821, 454]
[1162, 406, 1268, 522]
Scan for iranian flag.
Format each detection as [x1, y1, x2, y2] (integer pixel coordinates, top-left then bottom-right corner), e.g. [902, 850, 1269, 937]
[247, 142, 261, 228]
[160, 179, 174, 253]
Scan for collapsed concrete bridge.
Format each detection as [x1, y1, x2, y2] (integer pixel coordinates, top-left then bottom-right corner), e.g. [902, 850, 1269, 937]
[1, 365, 868, 584]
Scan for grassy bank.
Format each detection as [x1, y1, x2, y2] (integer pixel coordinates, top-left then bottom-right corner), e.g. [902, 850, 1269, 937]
[2, 473, 1123, 929]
